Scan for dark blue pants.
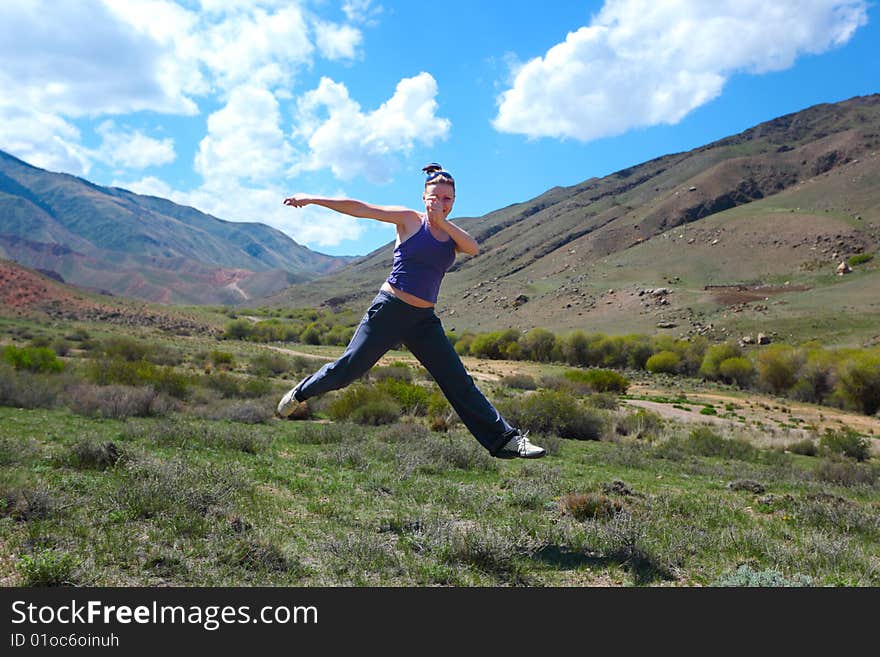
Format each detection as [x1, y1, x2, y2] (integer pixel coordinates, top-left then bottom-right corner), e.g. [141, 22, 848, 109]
[294, 290, 516, 455]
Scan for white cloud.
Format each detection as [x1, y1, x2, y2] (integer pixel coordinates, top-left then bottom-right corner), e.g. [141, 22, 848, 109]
[112, 175, 174, 198]
[195, 85, 293, 184]
[197, 5, 315, 92]
[0, 0, 196, 117]
[342, 0, 383, 26]
[493, 0, 869, 141]
[96, 121, 176, 170]
[313, 20, 363, 61]
[0, 101, 91, 175]
[292, 73, 451, 182]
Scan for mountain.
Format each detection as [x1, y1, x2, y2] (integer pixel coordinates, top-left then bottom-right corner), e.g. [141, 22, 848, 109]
[263, 94, 880, 347]
[0, 150, 353, 304]
[0, 257, 222, 335]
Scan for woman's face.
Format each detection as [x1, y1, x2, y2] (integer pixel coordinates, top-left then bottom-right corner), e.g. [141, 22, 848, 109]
[423, 182, 455, 219]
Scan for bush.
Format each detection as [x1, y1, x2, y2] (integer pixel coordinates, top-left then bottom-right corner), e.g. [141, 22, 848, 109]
[756, 345, 803, 395]
[519, 328, 558, 362]
[496, 390, 606, 440]
[204, 399, 274, 424]
[248, 351, 292, 376]
[683, 427, 759, 461]
[371, 365, 412, 382]
[847, 253, 874, 266]
[813, 456, 878, 487]
[699, 342, 741, 380]
[2, 345, 64, 373]
[203, 372, 271, 399]
[101, 337, 150, 362]
[500, 373, 537, 390]
[563, 368, 629, 393]
[469, 329, 521, 360]
[327, 385, 401, 425]
[561, 492, 624, 520]
[719, 357, 755, 388]
[819, 428, 871, 462]
[66, 440, 121, 470]
[712, 564, 812, 587]
[17, 550, 78, 586]
[616, 409, 664, 440]
[86, 358, 192, 399]
[645, 350, 680, 374]
[835, 351, 880, 416]
[68, 384, 171, 419]
[0, 365, 62, 409]
[786, 438, 818, 457]
[377, 379, 430, 415]
[224, 319, 253, 340]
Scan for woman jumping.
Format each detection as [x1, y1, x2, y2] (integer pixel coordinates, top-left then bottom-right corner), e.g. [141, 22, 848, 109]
[276, 164, 545, 459]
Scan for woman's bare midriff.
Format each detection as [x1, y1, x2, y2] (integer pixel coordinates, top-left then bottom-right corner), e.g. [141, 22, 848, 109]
[380, 282, 435, 308]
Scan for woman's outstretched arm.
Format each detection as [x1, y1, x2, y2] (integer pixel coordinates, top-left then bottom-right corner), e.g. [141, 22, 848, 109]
[283, 194, 420, 227]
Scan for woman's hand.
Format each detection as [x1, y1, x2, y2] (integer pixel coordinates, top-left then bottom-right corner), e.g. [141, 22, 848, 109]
[283, 194, 312, 208]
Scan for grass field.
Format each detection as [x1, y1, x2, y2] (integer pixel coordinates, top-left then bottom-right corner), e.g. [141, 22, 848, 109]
[1, 312, 878, 587]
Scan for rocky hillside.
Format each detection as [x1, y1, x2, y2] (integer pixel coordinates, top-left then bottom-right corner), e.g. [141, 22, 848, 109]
[263, 94, 880, 347]
[0, 258, 220, 336]
[0, 151, 353, 304]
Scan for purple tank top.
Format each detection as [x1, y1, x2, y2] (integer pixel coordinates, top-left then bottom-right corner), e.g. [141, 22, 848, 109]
[386, 217, 456, 303]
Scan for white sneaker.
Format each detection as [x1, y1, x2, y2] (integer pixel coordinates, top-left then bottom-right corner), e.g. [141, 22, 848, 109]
[495, 430, 546, 459]
[276, 387, 303, 418]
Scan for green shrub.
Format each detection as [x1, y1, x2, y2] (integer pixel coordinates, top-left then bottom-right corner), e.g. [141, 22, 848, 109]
[17, 550, 78, 586]
[469, 329, 521, 359]
[563, 368, 629, 393]
[584, 392, 620, 410]
[756, 344, 803, 395]
[616, 409, 664, 440]
[786, 438, 818, 457]
[497, 390, 606, 440]
[377, 379, 430, 415]
[2, 345, 64, 373]
[209, 350, 236, 369]
[0, 365, 62, 409]
[204, 399, 274, 424]
[519, 328, 558, 362]
[719, 357, 755, 388]
[683, 427, 759, 461]
[819, 428, 871, 462]
[835, 351, 880, 416]
[327, 385, 401, 425]
[66, 440, 121, 470]
[203, 372, 270, 399]
[101, 337, 150, 362]
[645, 350, 680, 374]
[372, 365, 412, 382]
[68, 384, 170, 419]
[248, 351, 293, 376]
[86, 358, 192, 399]
[699, 342, 741, 380]
[500, 373, 537, 390]
[224, 319, 253, 340]
[712, 564, 812, 587]
[847, 253, 874, 266]
[813, 456, 878, 487]
[561, 492, 624, 520]
[453, 333, 475, 356]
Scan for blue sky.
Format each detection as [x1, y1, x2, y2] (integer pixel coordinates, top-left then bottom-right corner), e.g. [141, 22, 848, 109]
[1, 1, 878, 257]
